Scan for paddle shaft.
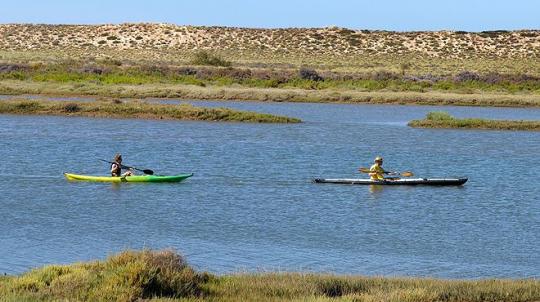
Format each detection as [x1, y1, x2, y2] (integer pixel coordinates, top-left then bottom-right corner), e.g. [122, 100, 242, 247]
[358, 167, 413, 177]
[99, 159, 154, 175]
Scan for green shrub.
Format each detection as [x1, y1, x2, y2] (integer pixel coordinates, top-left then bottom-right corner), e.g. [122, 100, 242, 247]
[243, 78, 281, 88]
[190, 51, 232, 67]
[0, 71, 27, 80]
[0, 250, 209, 301]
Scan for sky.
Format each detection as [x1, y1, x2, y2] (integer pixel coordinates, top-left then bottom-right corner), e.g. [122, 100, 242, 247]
[0, 0, 538, 32]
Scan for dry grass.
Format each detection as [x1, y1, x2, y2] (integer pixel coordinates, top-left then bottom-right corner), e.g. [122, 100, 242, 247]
[201, 273, 540, 302]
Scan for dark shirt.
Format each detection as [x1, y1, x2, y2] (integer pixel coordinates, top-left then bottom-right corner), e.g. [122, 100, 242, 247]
[111, 162, 121, 177]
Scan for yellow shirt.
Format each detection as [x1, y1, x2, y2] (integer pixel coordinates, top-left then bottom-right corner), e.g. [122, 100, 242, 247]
[369, 163, 385, 180]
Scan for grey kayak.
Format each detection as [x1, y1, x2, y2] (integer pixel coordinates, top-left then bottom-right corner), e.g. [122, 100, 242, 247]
[313, 178, 467, 186]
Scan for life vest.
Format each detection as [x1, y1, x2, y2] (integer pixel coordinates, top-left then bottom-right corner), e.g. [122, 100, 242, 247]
[111, 162, 122, 177]
[369, 163, 385, 180]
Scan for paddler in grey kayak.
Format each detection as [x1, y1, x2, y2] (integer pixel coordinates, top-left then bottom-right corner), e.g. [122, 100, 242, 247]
[369, 156, 396, 180]
[111, 153, 133, 177]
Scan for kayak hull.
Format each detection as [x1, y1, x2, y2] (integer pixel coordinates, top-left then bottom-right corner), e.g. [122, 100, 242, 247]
[64, 173, 193, 183]
[313, 178, 467, 186]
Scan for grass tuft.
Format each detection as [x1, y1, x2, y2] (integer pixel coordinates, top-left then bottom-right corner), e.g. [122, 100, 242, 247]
[425, 111, 454, 121]
[0, 249, 208, 301]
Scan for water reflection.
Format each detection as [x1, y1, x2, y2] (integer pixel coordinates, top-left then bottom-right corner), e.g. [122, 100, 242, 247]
[369, 184, 384, 194]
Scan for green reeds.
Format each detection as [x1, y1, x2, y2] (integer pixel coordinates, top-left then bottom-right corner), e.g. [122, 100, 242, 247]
[0, 99, 301, 123]
[409, 111, 540, 131]
[1, 68, 539, 94]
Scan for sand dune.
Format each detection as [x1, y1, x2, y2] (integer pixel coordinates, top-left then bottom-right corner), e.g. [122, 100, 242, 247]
[1, 24, 539, 59]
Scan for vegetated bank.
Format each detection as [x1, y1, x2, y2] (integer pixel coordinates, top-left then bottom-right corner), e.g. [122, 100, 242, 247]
[1, 24, 540, 108]
[0, 250, 539, 302]
[1, 62, 540, 107]
[0, 99, 301, 123]
[409, 111, 540, 131]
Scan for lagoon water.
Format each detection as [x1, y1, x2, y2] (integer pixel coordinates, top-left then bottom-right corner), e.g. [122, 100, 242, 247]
[1, 100, 539, 279]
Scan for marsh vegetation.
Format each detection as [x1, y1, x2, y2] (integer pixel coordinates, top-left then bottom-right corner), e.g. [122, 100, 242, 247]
[1, 250, 539, 302]
[409, 111, 540, 131]
[0, 99, 301, 123]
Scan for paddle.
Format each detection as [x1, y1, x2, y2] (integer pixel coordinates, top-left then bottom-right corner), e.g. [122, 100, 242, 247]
[99, 159, 154, 175]
[358, 167, 414, 177]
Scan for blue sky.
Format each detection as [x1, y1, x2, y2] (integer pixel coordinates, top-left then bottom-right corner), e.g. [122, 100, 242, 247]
[1, 0, 538, 31]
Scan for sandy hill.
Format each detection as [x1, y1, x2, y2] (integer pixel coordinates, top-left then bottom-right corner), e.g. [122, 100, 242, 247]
[1, 24, 539, 59]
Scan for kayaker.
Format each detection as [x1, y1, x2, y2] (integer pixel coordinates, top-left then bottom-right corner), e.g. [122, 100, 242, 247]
[369, 156, 394, 180]
[110, 153, 133, 177]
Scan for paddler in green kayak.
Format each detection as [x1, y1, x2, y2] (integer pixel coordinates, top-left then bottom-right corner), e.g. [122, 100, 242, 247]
[369, 156, 396, 180]
[110, 153, 133, 177]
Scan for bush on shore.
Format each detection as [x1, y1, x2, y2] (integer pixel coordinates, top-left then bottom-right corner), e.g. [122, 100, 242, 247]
[190, 51, 232, 67]
[0, 250, 209, 301]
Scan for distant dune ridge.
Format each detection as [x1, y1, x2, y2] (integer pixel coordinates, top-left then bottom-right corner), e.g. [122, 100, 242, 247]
[1, 23, 539, 58]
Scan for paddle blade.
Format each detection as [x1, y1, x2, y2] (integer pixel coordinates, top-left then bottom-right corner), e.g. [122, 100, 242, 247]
[142, 169, 154, 175]
[401, 171, 414, 177]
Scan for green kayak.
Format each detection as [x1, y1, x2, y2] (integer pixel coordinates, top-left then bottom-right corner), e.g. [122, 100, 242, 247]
[64, 173, 193, 183]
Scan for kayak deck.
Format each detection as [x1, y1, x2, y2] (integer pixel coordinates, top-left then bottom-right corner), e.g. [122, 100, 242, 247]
[313, 178, 467, 186]
[64, 173, 193, 183]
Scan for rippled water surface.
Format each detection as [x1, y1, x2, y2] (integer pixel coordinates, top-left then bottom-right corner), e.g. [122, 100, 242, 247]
[1, 100, 539, 278]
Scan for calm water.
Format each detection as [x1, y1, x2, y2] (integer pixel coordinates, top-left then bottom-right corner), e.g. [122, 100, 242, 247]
[1, 100, 539, 279]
